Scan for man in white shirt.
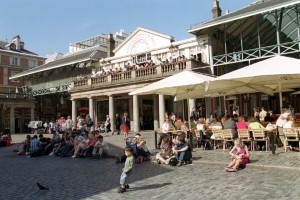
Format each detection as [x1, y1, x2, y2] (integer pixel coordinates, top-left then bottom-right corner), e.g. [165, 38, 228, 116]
[276, 105, 291, 146]
[65, 116, 74, 135]
[92, 135, 109, 158]
[259, 107, 267, 122]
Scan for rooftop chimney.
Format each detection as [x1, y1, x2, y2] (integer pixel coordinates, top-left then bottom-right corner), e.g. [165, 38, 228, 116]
[107, 34, 115, 57]
[212, 0, 222, 19]
[12, 35, 21, 51]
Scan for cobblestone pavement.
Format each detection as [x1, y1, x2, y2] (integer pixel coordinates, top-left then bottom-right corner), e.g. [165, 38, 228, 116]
[1, 131, 300, 199]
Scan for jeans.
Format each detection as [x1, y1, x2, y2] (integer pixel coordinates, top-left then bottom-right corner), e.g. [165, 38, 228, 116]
[120, 171, 132, 185]
[176, 151, 192, 162]
[278, 127, 284, 146]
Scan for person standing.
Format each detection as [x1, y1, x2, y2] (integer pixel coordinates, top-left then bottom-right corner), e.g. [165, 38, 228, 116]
[276, 105, 291, 146]
[65, 116, 74, 135]
[86, 114, 94, 132]
[122, 113, 130, 139]
[114, 114, 122, 135]
[118, 147, 134, 193]
[259, 107, 267, 122]
[105, 115, 111, 135]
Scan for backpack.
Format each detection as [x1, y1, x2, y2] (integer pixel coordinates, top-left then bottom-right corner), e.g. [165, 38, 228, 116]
[87, 120, 94, 127]
[169, 157, 178, 166]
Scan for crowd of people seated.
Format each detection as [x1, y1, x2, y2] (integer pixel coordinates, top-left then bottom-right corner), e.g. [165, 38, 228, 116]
[17, 130, 110, 159]
[157, 105, 296, 169]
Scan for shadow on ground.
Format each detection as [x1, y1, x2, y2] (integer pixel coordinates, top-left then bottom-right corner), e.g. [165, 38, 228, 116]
[0, 142, 173, 200]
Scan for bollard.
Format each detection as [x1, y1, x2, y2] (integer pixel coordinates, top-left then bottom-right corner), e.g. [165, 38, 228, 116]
[270, 131, 276, 154]
[154, 131, 158, 149]
[189, 131, 193, 151]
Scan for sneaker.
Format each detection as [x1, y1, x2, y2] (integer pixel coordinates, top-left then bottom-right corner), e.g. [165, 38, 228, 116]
[176, 161, 183, 167]
[49, 152, 54, 156]
[72, 155, 76, 158]
[115, 155, 121, 163]
[117, 187, 126, 193]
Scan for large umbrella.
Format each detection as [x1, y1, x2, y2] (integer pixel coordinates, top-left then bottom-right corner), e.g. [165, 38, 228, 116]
[129, 70, 215, 96]
[205, 55, 300, 109]
[129, 70, 215, 129]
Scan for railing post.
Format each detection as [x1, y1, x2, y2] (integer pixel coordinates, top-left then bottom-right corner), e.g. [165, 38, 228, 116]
[131, 70, 136, 79]
[186, 60, 192, 70]
[87, 78, 92, 86]
[156, 66, 162, 76]
[107, 74, 112, 83]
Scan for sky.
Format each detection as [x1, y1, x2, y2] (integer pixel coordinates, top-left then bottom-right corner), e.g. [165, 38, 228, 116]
[0, 0, 254, 57]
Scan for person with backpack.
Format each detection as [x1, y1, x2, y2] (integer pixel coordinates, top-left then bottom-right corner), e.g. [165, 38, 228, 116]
[86, 114, 94, 132]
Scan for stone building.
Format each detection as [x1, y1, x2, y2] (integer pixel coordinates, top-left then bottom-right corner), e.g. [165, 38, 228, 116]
[0, 35, 46, 133]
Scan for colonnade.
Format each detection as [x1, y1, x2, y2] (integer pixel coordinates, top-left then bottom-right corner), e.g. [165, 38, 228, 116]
[71, 94, 197, 132]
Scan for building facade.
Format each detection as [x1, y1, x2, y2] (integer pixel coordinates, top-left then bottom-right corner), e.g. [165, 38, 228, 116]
[189, 0, 300, 115]
[10, 31, 128, 124]
[0, 35, 46, 133]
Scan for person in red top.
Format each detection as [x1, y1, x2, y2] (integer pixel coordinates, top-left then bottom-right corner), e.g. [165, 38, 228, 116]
[236, 116, 248, 129]
[82, 133, 97, 157]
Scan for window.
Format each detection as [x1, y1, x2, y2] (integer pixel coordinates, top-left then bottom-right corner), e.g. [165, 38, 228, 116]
[11, 57, 19, 66]
[10, 71, 20, 83]
[28, 59, 37, 68]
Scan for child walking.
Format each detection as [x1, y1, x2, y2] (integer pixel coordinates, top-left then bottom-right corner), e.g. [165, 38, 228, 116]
[118, 147, 134, 193]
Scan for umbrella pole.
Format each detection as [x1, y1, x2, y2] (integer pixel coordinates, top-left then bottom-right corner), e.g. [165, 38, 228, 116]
[223, 95, 226, 115]
[279, 81, 283, 110]
[188, 97, 193, 151]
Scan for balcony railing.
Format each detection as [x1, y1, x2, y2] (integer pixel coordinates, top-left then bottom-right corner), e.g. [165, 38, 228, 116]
[72, 59, 211, 91]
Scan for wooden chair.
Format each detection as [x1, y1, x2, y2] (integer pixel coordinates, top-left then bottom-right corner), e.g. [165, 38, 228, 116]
[192, 129, 200, 148]
[251, 129, 269, 152]
[222, 129, 234, 151]
[238, 129, 253, 151]
[211, 129, 223, 150]
[283, 128, 300, 153]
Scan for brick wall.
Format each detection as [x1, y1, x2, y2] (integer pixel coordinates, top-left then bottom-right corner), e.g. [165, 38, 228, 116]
[20, 58, 28, 68]
[1, 55, 10, 65]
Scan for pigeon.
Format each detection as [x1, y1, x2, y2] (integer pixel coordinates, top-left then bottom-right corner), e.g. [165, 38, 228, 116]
[36, 182, 49, 191]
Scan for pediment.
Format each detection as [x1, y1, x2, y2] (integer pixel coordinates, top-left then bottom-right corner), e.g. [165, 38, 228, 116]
[113, 27, 173, 57]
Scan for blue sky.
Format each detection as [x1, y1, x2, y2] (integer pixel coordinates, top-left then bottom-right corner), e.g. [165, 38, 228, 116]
[0, 0, 254, 56]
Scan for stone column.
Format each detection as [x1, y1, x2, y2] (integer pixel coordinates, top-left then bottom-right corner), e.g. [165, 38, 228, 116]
[153, 94, 159, 130]
[129, 97, 133, 131]
[89, 97, 95, 131]
[10, 106, 15, 134]
[158, 94, 165, 128]
[133, 95, 139, 133]
[109, 95, 115, 133]
[72, 100, 77, 124]
[30, 107, 34, 121]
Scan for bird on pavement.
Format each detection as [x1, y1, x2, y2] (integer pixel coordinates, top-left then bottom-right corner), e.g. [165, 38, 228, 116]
[36, 182, 49, 191]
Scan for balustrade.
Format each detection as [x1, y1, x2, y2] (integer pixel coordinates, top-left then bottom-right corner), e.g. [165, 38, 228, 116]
[72, 59, 206, 90]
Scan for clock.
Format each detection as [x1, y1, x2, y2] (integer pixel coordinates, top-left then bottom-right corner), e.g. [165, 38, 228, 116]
[10, 43, 16, 50]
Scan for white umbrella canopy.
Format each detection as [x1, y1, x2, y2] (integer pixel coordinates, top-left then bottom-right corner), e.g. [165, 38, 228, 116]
[205, 55, 300, 108]
[129, 70, 215, 96]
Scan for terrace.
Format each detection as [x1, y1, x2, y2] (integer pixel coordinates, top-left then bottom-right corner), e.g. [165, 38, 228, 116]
[72, 59, 211, 92]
